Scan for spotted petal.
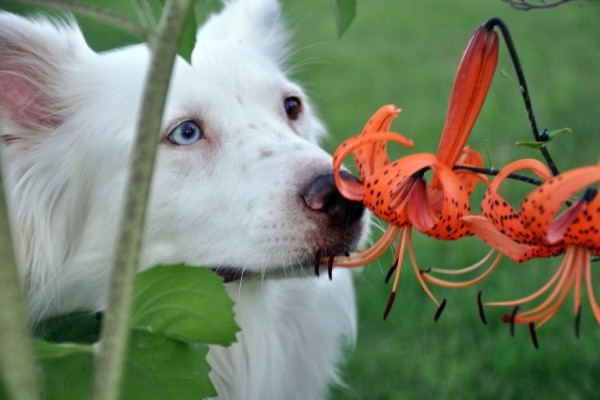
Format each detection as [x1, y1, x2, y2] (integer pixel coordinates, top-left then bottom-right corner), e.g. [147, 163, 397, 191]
[454, 146, 487, 194]
[420, 162, 472, 240]
[332, 106, 413, 202]
[465, 159, 563, 261]
[521, 163, 600, 251]
[361, 153, 438, 226]
[333, 131, 414, 201]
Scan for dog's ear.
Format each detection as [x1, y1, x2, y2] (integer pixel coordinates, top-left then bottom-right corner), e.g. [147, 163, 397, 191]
[192, 0, 288, 65]
[0, 13, 89, 137]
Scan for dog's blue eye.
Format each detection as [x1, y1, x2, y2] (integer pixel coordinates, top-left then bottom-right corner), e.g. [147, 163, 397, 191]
[167, 121, 204, 146]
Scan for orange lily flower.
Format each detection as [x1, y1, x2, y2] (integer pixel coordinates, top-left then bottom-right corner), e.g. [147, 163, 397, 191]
[463, 160, 600, 334]
[330, 23, 498, 319]
[461, 158, 563, 262]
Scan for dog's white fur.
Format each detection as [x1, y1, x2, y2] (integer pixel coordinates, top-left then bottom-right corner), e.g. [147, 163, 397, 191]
[0, 0, 368, 399]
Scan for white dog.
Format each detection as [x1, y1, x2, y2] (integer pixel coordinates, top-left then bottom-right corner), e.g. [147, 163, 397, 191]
[0, 0, 369, 398]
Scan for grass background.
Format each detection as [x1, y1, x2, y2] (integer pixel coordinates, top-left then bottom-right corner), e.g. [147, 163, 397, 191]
[2, 0, 600, 399]
[284, 1, 600, 399]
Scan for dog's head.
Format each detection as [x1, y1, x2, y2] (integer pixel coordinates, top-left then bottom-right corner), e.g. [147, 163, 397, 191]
[0, 0, 369, 313]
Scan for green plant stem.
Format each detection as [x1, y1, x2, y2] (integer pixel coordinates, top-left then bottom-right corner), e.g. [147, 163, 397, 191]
[0, 154, 39, 400]
[131, 0, 158, 32]
[90, 1, 194, 400]
[9, 0, 148, 38]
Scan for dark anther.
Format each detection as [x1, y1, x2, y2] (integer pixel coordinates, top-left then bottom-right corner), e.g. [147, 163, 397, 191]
[508, 306, 519, 337]
[538, 129, 549, 141]
[529, 323, 539, 349]
[344, 252, 350, 257]
[314, 251, 321, 277]
[575, 305, 582, 339]
[385, 261, 398, 284]
[383, 291, 396, 321]
[477, 291, 488, 325]
[434, 298, 447, 322]
[583, 187, 598, 203]
[327, 255, 335, 281]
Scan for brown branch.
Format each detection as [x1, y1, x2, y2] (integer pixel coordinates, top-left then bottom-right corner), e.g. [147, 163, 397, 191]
[502, 0, 576, 10]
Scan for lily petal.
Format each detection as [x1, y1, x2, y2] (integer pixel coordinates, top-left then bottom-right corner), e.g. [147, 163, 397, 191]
[407, 177, 437, 232]
[548, 197, 589, 244]
[362, 153, 438, 226]
[482, 158, 551, 245]
[461, 215, 536, 262]
[421, 162, 471, 240]
[521, 164, 600, 246]
[436, 25, 499, 166]
[454, 146, 487, 194]
[333, 131, 414, 201]
[353, 105, 412, 177]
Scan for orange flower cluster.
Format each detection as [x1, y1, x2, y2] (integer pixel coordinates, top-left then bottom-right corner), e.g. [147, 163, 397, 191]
[329, 19, 600, 342]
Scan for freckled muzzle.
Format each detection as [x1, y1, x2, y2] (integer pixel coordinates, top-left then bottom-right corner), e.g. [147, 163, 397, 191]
[301, 171, 365, 228]
[213, 172, 367, 283]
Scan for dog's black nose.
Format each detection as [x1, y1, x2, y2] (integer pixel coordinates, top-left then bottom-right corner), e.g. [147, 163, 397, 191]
[302, 171, 365, 227]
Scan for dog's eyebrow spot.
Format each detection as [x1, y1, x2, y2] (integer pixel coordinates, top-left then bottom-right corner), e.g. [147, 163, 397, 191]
[259, 149, 274, 159]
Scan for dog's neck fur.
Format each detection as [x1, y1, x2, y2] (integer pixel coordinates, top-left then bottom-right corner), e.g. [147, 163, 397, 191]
[209, 277, 356, 399]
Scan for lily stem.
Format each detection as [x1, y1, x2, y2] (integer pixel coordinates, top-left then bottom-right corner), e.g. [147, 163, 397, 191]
[453, 164, 544, 186]
[483, 17, 560, 176]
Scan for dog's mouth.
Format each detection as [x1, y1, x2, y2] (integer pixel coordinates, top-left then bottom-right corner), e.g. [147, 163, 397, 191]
[210, 248, 352, 283]
[212, 267, 250, 283]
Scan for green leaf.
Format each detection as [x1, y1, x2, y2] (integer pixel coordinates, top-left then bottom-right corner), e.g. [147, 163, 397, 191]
[34, 312, 103, 344]
[515, 140, 544, 149]
[516, 127, 572, 148]
[157, 0, 198, 62]
[35, 331, 217, 400]
[34, 340, 93, 359]
[178, 11, 198, 63]
[32, 265, 237, 398]
[121, 330, 216, 399]
[131, 265, 239, 345]
[547, 127, 572, 140]
[328, 0, 356, 37]
[35, 341, 95, 399]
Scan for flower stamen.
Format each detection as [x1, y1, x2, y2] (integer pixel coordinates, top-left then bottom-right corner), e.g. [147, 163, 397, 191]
[420, 250, 502, 289]
[383, 228, 410, 320]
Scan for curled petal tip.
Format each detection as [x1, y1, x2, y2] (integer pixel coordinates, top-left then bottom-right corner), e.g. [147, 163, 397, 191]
[336, 174, 365, 202]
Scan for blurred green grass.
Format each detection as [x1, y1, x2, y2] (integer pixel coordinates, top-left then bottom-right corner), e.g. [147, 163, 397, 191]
[3, 0, 600, 398]
[285, 1, 600, 399]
